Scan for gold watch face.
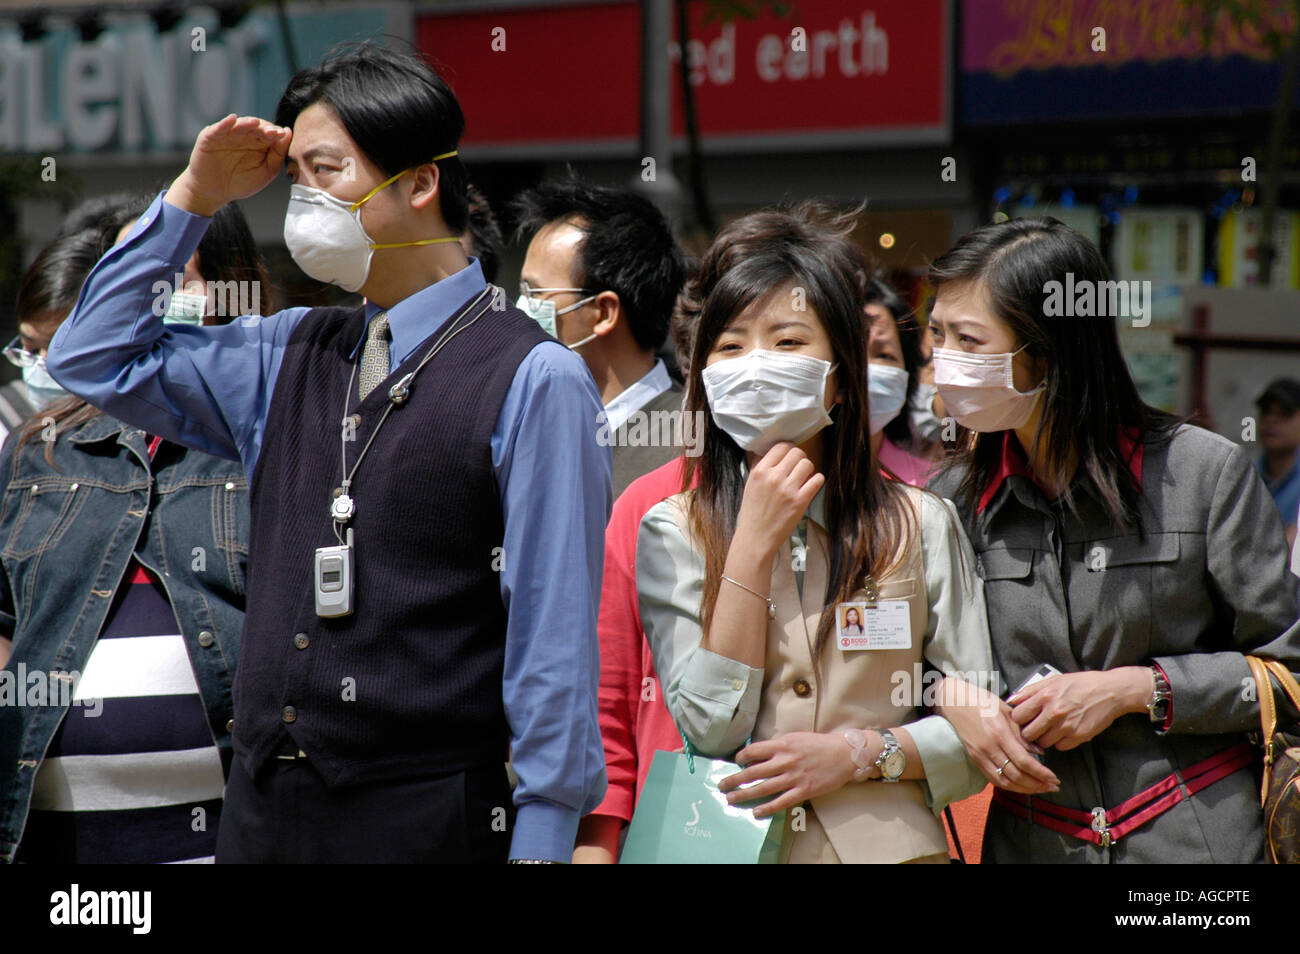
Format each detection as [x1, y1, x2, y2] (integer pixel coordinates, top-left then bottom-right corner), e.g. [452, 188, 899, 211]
[882, 750, 905, 778]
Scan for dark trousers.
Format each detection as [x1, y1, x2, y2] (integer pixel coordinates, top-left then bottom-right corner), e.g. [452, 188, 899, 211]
[216, 754, 515, 863]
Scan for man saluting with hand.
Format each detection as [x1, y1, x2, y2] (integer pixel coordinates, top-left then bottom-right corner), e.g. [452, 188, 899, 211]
[47, 43, 611, 863]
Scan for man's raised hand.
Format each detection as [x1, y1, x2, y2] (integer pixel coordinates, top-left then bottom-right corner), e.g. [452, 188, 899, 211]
[166, 115, 293, 218]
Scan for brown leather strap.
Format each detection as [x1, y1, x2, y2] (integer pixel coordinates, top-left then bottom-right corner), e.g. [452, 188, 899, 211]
[1247, 655, 1300, 807]
[1248, 656, 1278, 806]
[1263, 658, 1300, 713]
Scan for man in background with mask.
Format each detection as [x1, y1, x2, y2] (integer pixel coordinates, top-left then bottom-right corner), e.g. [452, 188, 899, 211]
[45, 43, 611, 864]
[513, 178, 686, 497]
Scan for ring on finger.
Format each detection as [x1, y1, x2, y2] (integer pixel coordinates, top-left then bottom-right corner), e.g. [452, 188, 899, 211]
[997, 756, 1012, 777]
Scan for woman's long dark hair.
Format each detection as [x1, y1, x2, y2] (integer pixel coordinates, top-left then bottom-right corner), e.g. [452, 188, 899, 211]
[16, 197, 272, 466]
[928, 216, 1181, 530]
[681, 201, 918, 659]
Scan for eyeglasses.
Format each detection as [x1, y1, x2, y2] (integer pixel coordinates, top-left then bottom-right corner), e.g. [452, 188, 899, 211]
[2, 336, 45, 369]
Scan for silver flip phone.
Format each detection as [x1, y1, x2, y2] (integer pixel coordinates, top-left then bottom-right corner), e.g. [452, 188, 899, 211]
[314, 528, 354, 617]
[1012, 662, 1062, 697]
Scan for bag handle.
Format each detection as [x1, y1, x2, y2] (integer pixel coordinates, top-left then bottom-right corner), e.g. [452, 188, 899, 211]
[1246, 655, 1294, 807]
[1247, 656, 1277, 806]
[1262, 658, 1300, 716]
[681, 734, 754, 776]
[944, 805, 966, 864]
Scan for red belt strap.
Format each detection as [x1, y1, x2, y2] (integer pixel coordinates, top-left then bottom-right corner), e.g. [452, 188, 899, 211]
[992, 742, 1254, 848]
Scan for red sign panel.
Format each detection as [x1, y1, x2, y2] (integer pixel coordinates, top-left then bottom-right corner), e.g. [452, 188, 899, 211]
[417, 0, 949, 154]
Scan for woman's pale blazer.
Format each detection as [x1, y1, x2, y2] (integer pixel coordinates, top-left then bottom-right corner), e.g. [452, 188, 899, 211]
[637, 483, 996, 863]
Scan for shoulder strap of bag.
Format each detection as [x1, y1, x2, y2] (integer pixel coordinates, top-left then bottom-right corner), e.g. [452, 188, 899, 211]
[1248, 655, 1279, 807]
[1262, 658, 1300, 716]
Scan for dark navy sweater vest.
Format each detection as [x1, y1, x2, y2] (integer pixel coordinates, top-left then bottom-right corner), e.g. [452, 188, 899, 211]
[236, 293, 550, 787]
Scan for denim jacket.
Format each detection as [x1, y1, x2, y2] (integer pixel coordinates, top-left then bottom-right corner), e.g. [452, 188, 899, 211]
[0, 412, 248, 862]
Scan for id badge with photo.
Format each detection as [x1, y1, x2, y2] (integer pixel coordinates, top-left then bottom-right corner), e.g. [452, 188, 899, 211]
[836, 600, 911, 651]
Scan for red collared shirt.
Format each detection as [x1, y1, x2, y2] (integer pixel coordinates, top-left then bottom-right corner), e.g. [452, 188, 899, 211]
[977, 428, 1144, 515]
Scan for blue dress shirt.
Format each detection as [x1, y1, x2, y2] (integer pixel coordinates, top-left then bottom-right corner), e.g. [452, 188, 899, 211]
[46, 193, 611, 862]
[1257, 452, 1300, 533]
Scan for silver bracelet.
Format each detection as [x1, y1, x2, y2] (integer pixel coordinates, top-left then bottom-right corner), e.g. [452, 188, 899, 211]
[721, 574, 776, 619]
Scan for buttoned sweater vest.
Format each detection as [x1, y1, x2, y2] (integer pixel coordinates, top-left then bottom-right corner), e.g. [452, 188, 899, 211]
[235, 295, 550, 787]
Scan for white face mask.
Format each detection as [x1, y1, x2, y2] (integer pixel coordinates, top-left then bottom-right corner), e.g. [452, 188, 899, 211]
[283, 153, 460, 294]
[515, 292, 598, 349]
[932, 344, 1045, 433]
[868, 363, 909, 436]
[701, 349, 838, 455]
[164, 291, 208, 325]
[22, 359, 67, 409]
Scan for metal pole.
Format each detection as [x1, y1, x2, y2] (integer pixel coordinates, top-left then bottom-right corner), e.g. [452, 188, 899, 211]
[637, 0, 684, 226]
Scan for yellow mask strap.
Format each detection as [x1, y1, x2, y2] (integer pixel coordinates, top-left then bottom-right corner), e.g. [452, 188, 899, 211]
[370, 237, 462, 250]
[348, 150, 459, 212]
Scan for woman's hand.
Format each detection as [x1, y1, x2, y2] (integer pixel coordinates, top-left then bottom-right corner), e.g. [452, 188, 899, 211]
[1009, 668, 1152, 751]
[732, 442, 824, 560]
[718, 732, 855, 819]
[934, 676, 1060, 794]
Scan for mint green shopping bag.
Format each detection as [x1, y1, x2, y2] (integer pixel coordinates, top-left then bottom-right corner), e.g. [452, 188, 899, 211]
[620, 746, 786, 864]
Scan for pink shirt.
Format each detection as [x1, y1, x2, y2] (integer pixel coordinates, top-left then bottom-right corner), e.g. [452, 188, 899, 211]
[877, 437, 936, 487]
[591, 457, 690, 821]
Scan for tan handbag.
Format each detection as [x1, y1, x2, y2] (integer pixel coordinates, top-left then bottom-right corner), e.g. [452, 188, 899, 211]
[1246, 656, 1300, 864]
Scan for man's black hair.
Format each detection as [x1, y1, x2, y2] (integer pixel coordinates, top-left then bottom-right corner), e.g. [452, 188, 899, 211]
[464, 184, 503, 284]
[1257, 378, 1300, 415]
[275, 41, 469, 232]
[512, 175, 685, 352]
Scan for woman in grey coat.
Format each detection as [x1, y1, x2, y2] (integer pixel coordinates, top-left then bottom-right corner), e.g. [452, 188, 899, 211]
[926, 216, 1300, 863]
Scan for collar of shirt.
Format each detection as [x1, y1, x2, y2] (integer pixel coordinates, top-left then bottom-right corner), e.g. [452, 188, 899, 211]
[977, 427, 1144, 516]
[603, 359, 673, 433]
[347, 257, 488, 368]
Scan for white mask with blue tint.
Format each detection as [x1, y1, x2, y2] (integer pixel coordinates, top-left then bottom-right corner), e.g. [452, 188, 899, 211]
[868, 363, 909, 435]
[23, 359, 67, 409]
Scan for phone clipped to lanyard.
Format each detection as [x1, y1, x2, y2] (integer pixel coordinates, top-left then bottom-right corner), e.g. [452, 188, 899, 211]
[315, 527, 354, 617]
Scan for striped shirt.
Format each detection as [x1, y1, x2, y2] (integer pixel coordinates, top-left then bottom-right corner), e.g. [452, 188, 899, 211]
[17, 435, 226, 864]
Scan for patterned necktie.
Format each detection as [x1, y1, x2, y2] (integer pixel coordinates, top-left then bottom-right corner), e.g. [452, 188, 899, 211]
[358, 312, 390, 401]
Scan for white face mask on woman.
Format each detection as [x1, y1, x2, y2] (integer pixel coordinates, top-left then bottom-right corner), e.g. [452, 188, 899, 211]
[282, 153, 460, 293]
[22, 359, 67, 409]
[868, 364, 909, 435]
[701, 349, 837, 454]
[932, 344, 1045, 432]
